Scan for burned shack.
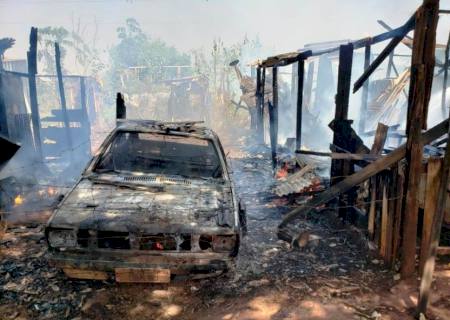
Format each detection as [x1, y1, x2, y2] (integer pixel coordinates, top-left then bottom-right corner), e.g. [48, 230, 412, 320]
[254, 0, 449, 314]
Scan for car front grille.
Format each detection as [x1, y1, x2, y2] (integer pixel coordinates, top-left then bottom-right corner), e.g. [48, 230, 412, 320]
[76, 230, 197, 251]
[120, 175, 192, 185]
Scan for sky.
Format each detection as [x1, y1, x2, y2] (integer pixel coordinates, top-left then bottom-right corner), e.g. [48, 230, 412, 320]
[1, 0, 450, 66]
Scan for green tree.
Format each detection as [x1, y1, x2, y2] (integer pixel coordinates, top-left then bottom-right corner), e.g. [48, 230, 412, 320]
[37, 26, 104, 76]
[108, 18, 190, 94]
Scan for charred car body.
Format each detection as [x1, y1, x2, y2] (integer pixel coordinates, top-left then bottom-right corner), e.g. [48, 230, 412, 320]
[46, 120, 246, 282]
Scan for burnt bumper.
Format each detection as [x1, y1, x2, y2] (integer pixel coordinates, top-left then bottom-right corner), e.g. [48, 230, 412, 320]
[48, 249, 233, 281]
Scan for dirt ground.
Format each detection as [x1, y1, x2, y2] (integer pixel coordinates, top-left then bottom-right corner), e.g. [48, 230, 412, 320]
[1, 147, 450, 320]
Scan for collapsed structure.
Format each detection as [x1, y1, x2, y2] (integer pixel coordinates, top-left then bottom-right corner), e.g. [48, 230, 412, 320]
[253, 0, 448, 314]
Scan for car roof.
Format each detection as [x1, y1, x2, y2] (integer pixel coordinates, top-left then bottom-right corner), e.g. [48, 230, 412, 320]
[115, 119, 216, 139]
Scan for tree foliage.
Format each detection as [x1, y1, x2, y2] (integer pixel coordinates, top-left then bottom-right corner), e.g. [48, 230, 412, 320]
[37, 26, 104, 76]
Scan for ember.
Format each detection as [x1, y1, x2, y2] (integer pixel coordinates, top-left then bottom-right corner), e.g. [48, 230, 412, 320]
[13, 194, 23, 206]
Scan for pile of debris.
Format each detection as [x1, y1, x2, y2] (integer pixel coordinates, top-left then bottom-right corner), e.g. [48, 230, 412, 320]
[272, 145, 330, 204]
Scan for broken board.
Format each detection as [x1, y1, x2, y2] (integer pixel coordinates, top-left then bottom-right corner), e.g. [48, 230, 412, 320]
[115, 268, 171, 283]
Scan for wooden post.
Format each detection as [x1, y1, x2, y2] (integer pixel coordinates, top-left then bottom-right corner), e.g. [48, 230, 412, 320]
[418, 58, 449, 314]
[27, 27, 42, 158]
[269, 67, 278, 170]
[401, 0, 439, 279]
[359, 44, 371, 134]
[330, 43, 354, 185]
[368, 123, 389, 239]
[54, 42, 74, 155]
[441, 31, 450, 118]
[418, 133, 449, 313]
[261, 68, 266, 143]
[380, 175, 389, 259]
[331, 43, 354, 221]
[386, 168, 397, 266]
[391, 162, 405, 266]
[256, 67, 264, 142]
[296, 59, 305, 150]
[116, 92, 126, 121]
[419, 157, 441, 275]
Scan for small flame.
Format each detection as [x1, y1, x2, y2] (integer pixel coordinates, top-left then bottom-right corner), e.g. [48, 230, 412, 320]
[14, 195, 24, 206]
[47, 187, 56, 196]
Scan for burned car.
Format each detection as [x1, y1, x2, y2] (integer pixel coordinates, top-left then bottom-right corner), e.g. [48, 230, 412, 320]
[46, 120, 246, 282]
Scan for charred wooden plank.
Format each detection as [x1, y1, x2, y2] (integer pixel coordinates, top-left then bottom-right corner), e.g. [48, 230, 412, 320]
[116, 92, 126, 120]
[269, 67, 279, 170]
[418, 6, 448, 312]
[419, 157, 441, 275]
[296, 150, 380, 161]
[296, 59, 305, 150]
[370, 123, 389, 155]
[442, 32, 450, 118]
[401, 0, 439, 279]
[256, 67, 264, 141]
[115, 268, 170, 283]
[330, 44, 354, 187]
[27, 27, 42, 158]
[391, 162, 405, 266]
[54, 42, 74, 154]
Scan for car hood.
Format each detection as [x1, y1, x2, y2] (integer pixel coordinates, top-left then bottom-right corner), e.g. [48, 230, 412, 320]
[48, 175, 236, 233]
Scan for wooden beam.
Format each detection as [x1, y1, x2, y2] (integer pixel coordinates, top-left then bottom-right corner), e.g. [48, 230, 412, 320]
[296, 59, 305, 150]
[441, 31, 450, 119]
[296, 149, 380, 161]
[391, 163, 405, 266]
[54, 42, 74, 155]
[258, 14, 415, 69]
[417, 2, 446, 312]
[270, 67, 278, 170]
[256, 67, 263, 141]
[380, 177, 389, 259]
[359, 44, 371, 134]
[261, 68, 266, 143]
[370, 123, 389, 155]
[419, 157, 441, 275]
[368, 123, 389, 240]
[368, 176, 377, 240]
[27, 27, 42, 158]
[401, 0, 439, 279]
[353, 36, 405, 93]
[115, 268, 170, 283]
[116, 92, 126, 121]
[277, 118, 449, 241]
[330, 44, 353, 185]
[386, 169, 397, 266]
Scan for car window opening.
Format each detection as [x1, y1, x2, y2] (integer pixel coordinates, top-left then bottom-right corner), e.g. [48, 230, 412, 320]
[95, 131, 223, 179]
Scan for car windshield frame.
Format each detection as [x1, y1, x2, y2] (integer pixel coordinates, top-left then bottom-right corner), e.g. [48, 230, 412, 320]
[92, 130, 225, 180]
